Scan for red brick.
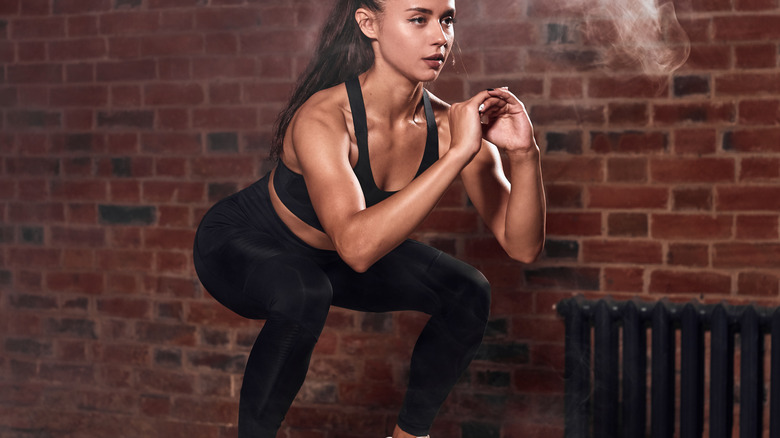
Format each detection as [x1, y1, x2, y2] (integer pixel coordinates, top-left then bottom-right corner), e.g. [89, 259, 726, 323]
[650, 270, 731, 294]
[607, 157, 647, 183]
[97, 298, 150, 319]
[740, 157, 780, 181]
[653, 102, 735, 125]
[736, 215, 778, 239]
[192, 57, 257, 79]
[187, 301, 254, 328]
[67, 14, 99, 37]
[159, 9, 195, 32]
[192, 107, 257, 129]
[673, 188, 713, 211]
[99, 11, 159, 34]
[683, 44, 731, 70]
[419, 210, 479, 233]
[588, 186, 668, 209]
[738, 271, 779, 297]
[142, 181, 205, 202]
[97, 59, 156, 82]
[739, 100, 780, 125]
[582, 239, 663, 264]
[604, 267, 644, 292]
[714, 243, 780, 268]
[97, 249, 155, 271]
[735, 44, 777, 69]
[7, 64, 63, 84]
[141, 133, 200, 155]
[724, 128, 780, 153]
[12, 17, 66, 38]
[191, 157, 254, 179]
[547, 212, 602, 236]
[651, 214, 733, 240]
[718, 186, 780, 211]
[194, 6, 261, 30]
[668, 243, 710, 267]
[141, 34, 203, 57]
[545, 184, 582, 208]
[714, 15, 780, 40]
[651, 157, 735, 183]
[588, 76, 668, 99]
[716, 73, 780, 96]
[542, 157, 604, 183]
[45, 272, 104, 294]
[591, 131, 667, 154]
[49, 38, 106, 60]
[609, 103, 649, 125]
[111, 85, 142, 107]
[549, 77, 583, 99]
[51, 226, 106, 247]
[513, 369, 564, 393]
[144, 83, 204, 106]
[607, 213, 648, 237]
[530, 104, 605, 125]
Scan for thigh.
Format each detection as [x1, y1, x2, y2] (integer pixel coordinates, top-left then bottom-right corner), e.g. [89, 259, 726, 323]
[327, 240, 487, 315]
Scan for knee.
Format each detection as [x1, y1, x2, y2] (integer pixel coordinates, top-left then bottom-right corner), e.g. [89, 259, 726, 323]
[459, 267, 491, 323]
[245, 256, 333, 335]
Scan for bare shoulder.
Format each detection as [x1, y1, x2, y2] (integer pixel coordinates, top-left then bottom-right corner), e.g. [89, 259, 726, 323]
[286, 84, 352, 166]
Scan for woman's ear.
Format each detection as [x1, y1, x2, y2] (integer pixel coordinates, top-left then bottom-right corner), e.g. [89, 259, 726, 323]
[355, 8, 378, 39]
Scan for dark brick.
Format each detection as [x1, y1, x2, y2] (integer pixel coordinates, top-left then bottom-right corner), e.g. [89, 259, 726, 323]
[547, 131, 582, 154]
[202, 329, 230, 347]
[111, 157, 132, 177]
[361, 313, 393, 333]
[10, 294, 58, 309]
[65, 133, 94, 152]
[63, 297, 89, 310]
[475, 370, 511, 387]
[154, 348, 182, 368]
[97, 111, 154, 129]
[525, 267, 600, 290]
[7, 111, 61, 128]
[5, 338, 53, 357]
[207, 132, 239, 153]
[21, 226, 44, 245]
[674, 75, 710, 97]
[723, 131, 735, 151]
[485, 318, 508, 337]
[115, 0, 141, 8]
[187, 351, 245, 373]
[547, 23, 575, 44]
[462, 421, 500, 438]
[208, 182, 238, 202]
[544, 240, 579, 259]
[0, 226, 14, 243]
[44, 318, 97, 339]
[0, 270, 12, 286]
[474, 342, 529, 364]
[99, 205, 156, 225]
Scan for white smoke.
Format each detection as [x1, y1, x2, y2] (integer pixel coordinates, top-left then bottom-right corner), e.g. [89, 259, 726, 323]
[545, 0, 691, 75]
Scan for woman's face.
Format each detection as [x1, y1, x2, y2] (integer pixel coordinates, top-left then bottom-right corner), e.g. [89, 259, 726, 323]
[371, 0, 456, 82]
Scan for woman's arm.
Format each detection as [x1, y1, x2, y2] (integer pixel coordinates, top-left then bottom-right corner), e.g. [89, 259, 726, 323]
[292, 92, 488, 272]
[460, 89, 547, 263]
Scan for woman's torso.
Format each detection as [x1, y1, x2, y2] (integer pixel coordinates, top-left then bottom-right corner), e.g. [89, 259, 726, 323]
[269, 77, 453, 250]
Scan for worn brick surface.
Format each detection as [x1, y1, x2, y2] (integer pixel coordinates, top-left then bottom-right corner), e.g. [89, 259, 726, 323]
[2, 0, 780, 437]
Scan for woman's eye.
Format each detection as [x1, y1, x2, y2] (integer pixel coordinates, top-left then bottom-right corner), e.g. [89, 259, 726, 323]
[442, 16, 456, 26]
[409, 17, 426, 24]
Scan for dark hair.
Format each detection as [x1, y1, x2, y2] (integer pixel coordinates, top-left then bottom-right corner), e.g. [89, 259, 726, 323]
[270, 0, 385, 159]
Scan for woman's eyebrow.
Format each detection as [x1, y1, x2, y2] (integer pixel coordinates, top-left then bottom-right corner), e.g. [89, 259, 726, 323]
[405, 7, 456, 16]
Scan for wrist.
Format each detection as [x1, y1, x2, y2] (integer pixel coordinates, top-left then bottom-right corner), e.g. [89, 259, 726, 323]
[505, 145, 541, 165]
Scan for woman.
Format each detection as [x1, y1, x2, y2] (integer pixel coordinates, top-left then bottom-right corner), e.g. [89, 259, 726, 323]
[192, 0, 546, 436]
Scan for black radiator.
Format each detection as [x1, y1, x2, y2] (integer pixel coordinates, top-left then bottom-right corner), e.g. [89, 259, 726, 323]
[556, 296, 780, 438]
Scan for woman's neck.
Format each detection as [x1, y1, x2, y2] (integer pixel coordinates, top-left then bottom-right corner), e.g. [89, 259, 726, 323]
[360, 68, 426, 126]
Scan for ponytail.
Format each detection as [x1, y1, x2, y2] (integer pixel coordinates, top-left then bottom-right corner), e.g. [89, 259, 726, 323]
[270, 0, 384, 159]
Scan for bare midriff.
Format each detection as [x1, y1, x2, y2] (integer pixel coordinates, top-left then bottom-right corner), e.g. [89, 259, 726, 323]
[267, 167, 337, 251]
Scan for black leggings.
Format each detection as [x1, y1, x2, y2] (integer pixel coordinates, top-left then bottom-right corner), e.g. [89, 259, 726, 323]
[193, 175, 490, 437]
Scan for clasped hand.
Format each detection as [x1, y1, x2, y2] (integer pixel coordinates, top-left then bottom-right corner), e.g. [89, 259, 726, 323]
[448, 88, 537, 159]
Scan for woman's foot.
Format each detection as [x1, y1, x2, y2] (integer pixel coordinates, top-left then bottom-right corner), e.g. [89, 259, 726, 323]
[390, 424, 429, 438]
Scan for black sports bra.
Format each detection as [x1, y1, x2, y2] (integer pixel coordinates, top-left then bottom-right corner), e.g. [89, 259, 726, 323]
[273, 77, 439, 231]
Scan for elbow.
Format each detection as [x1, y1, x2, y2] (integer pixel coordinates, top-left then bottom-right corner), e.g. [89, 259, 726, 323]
[506, 241, 544, 264]
[334, 240, 376, 274]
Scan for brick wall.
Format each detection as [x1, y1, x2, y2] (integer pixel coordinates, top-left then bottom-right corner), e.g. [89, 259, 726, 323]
[1, 0, 779, 437]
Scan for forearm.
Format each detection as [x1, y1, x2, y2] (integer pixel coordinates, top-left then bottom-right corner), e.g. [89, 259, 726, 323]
[502, 148, 546, 262]
[332, 149, 471, 271]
